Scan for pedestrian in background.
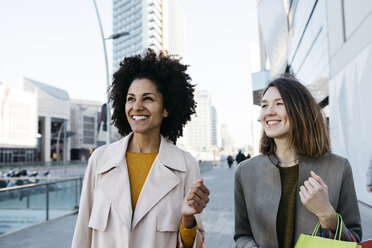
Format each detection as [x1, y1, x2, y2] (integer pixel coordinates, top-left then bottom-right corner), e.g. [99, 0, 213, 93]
[227, 155, 234, 169]
[236, 150, 246, 164]
[234, 75, 361, 248]
[72, 49, 209, 248]
[367, 156, 372, 192]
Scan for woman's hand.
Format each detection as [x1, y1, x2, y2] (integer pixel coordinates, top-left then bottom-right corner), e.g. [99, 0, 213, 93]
[181, 178, 210, 228]
[299, 171, 337, 230]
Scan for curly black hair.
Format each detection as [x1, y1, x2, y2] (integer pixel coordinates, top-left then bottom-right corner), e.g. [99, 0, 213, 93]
[109, 49, 196, 144]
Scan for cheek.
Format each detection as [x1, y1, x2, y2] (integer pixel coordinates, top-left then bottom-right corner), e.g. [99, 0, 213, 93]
[125, 104, 130, 115]
[259, 113, 265, 125]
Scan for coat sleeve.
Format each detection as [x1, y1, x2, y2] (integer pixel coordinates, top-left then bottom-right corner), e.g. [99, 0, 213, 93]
[322, 159, 362, 242]
[179, 152, 205, 248]
[234, 165, 258, 248]
[71, 153, 97, 248]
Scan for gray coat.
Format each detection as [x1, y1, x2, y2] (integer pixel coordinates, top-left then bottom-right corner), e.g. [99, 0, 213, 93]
[234, 153, 362, 248]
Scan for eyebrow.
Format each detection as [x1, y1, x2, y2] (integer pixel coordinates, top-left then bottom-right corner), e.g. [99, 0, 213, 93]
[127, 92, 157, 97]
[261, 98, 282, 103]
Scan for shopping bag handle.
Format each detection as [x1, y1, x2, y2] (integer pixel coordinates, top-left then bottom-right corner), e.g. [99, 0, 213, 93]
[311, 213, 342, 240]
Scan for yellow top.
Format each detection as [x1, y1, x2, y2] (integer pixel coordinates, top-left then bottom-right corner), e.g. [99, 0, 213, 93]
[126, 151, 197, 248]
[126, 151, 157, 209]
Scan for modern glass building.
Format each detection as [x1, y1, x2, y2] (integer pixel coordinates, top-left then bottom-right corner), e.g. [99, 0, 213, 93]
[0, 84, 37, 163]
[112, 0, 186, 71]
[254, 0, 372, 205]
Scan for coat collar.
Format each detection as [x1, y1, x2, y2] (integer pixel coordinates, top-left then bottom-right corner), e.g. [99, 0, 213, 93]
[94, 132, 186, 231]
[96, 133, 186, 175]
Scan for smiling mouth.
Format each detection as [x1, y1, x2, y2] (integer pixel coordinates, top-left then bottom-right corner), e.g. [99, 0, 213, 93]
[132, 115, 149, 120]
[267, 120, 280, 125]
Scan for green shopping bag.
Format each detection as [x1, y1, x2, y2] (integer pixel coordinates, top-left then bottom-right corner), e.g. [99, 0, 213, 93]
[295, 213, 361, 248]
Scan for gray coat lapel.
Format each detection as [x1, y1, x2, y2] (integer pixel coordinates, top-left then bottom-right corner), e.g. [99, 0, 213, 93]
[263, 155, 281, 246]
[295, 156, 322, 240]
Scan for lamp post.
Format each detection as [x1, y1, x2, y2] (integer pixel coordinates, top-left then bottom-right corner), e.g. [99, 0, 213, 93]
[92, 0, 129, 144]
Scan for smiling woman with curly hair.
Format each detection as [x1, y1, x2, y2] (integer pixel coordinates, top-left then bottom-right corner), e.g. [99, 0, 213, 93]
[72, 49, 209, 248]
[110, 49, 196, 144]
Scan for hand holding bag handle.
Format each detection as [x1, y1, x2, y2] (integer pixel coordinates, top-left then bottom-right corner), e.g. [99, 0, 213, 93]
[294, 213, 361, 248]
[311, 213, 342, 240]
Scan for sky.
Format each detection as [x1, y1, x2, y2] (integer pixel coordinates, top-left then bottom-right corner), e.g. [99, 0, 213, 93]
[0, 0, 260, 148]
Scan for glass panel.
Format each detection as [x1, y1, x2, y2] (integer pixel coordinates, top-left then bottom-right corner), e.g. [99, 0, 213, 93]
[0, 185, 47, 235]
[48, 180, 79, 219]
[0, 179, 81, 235]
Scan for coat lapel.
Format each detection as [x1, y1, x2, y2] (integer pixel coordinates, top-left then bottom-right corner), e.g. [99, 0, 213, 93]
[131, 136, 186, 230]
[99, 161, 133, 226]
[295, 156, 323, 240]
[95, 135, 133, 227]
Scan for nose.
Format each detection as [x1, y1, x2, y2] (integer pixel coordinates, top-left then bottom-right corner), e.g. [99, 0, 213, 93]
[133, 100, 143, 110]
[261, 104, 275, 117]
[267, 104, 275, 114]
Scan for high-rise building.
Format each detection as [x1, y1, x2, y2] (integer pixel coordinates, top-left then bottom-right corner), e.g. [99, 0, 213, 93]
[112, 0, 186, 71]
[220, 124, 234, 156]
[211, 106, 218, 146]
[182, 90, 218, 153]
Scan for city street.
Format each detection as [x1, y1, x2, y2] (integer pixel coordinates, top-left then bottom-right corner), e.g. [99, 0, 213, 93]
[0, 163, 371, 247]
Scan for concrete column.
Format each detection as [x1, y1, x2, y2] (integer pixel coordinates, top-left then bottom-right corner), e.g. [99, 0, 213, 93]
[44, 116, 51, 162]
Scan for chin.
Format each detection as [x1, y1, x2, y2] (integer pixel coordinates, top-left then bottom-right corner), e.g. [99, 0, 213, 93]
[265, 131, 285, 139]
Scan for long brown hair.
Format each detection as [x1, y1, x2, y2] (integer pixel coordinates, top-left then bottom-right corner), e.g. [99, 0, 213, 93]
[259, 74, 330, 157]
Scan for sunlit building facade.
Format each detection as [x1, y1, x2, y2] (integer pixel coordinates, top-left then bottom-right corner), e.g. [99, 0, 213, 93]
[183, 90, 218, 151]
[254, 0, 372, 205]
[0, 85, 37, 163]
[22, 77, 71, 162]
[112, 0, 186, 71]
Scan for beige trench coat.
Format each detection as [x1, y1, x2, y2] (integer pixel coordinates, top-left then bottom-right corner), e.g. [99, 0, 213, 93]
[71, 133, 204, 248]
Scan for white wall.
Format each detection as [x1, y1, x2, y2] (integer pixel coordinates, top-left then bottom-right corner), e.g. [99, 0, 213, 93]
[329, 43, 372, 206]
[0, 86, 37, 147]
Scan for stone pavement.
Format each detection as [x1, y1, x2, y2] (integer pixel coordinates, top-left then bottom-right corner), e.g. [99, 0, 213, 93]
[0, 162, 372, 248]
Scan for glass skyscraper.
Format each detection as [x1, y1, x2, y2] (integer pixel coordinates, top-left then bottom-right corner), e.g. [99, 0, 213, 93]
[112, 0, 185, 71]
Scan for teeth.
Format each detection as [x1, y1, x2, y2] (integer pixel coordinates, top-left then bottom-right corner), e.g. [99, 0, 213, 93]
[132, 115, 148, 120]
[267, 120, 279, 125]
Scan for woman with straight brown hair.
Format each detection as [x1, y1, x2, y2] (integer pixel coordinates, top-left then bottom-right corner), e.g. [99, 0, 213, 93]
[234, 74, 362, 248]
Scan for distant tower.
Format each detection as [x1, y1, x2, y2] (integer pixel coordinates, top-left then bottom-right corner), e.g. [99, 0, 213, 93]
[112, 0, 186, 71]
[211, 106, 218, 146]
[182, 90, 218, 151]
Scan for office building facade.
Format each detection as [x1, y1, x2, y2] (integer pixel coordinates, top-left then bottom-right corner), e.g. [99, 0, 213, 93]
[112, 0, 186, 71]
[183, 90, 218, 152]
[0, 84, 37, 163]
[22, 77, 71, 162]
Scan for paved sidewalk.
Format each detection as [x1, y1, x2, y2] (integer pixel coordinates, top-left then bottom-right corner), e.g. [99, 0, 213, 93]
[0, 163, 371, 248]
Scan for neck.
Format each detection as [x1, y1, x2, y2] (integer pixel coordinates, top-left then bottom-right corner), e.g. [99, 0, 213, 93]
[275, 138, 298, 167]
[128, 133, 161, 153]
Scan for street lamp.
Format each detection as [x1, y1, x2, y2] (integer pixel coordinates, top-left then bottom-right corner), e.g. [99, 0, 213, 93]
[92, 0, 129, 144]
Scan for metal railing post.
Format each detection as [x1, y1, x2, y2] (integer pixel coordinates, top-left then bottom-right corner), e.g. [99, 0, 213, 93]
[46, 184, 49, 221]
[75, 179, 78, 206]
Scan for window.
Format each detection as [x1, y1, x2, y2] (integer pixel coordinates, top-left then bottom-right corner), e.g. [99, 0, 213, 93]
[83, 116, 94, 145]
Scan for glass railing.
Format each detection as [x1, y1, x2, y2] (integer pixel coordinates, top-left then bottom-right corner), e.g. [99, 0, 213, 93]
[0, 177, 82, 235]
[199, 161, 214, 173]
